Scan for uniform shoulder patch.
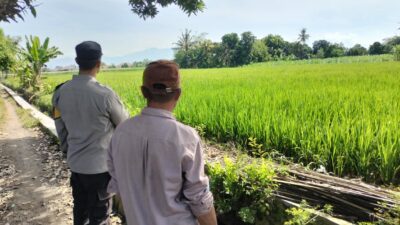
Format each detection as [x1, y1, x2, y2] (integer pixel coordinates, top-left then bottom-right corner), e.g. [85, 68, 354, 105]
[54, 81, 69, 91]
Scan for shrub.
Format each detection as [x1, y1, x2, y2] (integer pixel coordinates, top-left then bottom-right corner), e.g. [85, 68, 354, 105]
[207, 156, 278, 224]
[359, 194, 400, 225]
[394, 45, 400, 61]
[284, 200, 333, 225]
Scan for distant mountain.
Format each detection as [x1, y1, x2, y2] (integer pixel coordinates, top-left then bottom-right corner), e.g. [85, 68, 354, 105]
[46, 57, 75, 69]
[103, 48, 174, 65]
[46, 48, 174, 69]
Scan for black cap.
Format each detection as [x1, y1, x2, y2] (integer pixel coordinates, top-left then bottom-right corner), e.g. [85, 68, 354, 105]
[75, 41, 102, 61]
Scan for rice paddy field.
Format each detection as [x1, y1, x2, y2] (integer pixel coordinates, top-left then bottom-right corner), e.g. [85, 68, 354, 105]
[5, 55, 400, 184]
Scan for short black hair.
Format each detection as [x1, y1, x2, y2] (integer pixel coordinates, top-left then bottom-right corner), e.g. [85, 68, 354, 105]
[75, 41, 102, 70]
[76, 59, 99, 70]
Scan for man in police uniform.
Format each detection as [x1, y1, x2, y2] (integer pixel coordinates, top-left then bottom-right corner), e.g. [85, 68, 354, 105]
[52, 41, 129, 225]
[107, 60, 217, 225]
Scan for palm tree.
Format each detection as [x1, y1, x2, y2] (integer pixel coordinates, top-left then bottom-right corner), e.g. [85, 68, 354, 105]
[174, 29, 194, 52]
[298, 28, 310, 45]
[22, 35, 62, 90]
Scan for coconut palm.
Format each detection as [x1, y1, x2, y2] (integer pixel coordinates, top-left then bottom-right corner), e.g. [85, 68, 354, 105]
[298, 28, 310, 45]
[174, 29, 194, 52]
[22, 35, 62, 90]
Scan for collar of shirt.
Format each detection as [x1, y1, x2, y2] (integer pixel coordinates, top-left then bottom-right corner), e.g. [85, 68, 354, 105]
[141, 107, 176, 120]
[72, 74, 97, 82]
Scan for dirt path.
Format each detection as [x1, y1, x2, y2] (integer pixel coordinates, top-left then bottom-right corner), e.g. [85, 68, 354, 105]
[0, 90, 73, 225]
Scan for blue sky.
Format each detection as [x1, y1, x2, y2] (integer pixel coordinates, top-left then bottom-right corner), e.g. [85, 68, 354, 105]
[1, 0, 399, 63]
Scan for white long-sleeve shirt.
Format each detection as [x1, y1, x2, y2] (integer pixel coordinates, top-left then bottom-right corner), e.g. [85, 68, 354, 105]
[107, 107, 214, 225]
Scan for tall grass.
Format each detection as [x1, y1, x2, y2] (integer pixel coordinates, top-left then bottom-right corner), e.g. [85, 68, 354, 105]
[5, 56, 400, 183]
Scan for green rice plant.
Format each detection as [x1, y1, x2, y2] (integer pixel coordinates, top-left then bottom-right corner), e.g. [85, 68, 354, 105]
[5, 55, 400, 184]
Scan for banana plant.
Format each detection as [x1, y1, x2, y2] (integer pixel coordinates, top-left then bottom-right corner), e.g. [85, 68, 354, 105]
[22, 35, 62, 90]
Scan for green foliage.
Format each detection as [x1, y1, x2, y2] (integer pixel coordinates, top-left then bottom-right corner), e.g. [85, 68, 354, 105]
[238, 207, 256, 224]
[394, 45, 400, 61]
[329, 43, 346, 57]
[290, 42, 312, 60]
[129, 0, 205, 19]
[312, 40, 330, 56]
[174, 29, 196, 53]
[174, 31, 397, 68]
[251, 40, 269, 63]
[374, 202, 400, 225]
[174, 29, 205, 68]
[193, 40, 217, 68]
[14, 58, 33, 88]
[284, 203, 314, 225]
[175, 31, 260, 68]
[284, 200, 333, 225]
[131, 59, 150, 68]
[347, 44, 368, 56]
[194, 124, 206, 137]
[236, 32, 256, 66]
[21, 35, 62, 91]
[315, 48, 325, 59]
[313, 40, 346, 58]
[0, 0, 37, 22]
[298, 28, 310, 45]
[0, 28, 18, 74]
[358, 195, 400, 225]
[384, 36, 400, 49]
[218, 33, 240, 67]
[262, 34, 291, 60]
[248, 137, 267, 158]
[369, 42, 385, 55]
[207, 157, 278, 224]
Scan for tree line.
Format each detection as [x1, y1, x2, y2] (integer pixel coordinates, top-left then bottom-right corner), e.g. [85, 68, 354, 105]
[174, 29, 400, 68]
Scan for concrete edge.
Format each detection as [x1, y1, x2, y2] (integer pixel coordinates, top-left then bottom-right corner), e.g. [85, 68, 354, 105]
[0, 83, 58, 137]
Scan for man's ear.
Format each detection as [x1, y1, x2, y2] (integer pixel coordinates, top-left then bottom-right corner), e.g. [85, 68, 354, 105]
[95, 60, 101, 73]
[174, 88, 181, 101]
[141, 86, 151, 100]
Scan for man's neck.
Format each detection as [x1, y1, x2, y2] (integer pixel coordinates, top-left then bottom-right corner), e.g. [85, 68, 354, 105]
[78, 69, 97, 77]
[147, 102, 176, 112]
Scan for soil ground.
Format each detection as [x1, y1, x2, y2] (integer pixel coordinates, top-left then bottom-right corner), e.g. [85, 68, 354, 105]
[0, 90, 73, 225]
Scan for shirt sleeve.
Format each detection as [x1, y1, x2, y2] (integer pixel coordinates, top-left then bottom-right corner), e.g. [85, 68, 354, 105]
[181, 139, 214, 217]
[106, 91, 129, 127]
[52, 90, 68, 153]
[107, 136, 119, 195]
[55, 118, 69, 153]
